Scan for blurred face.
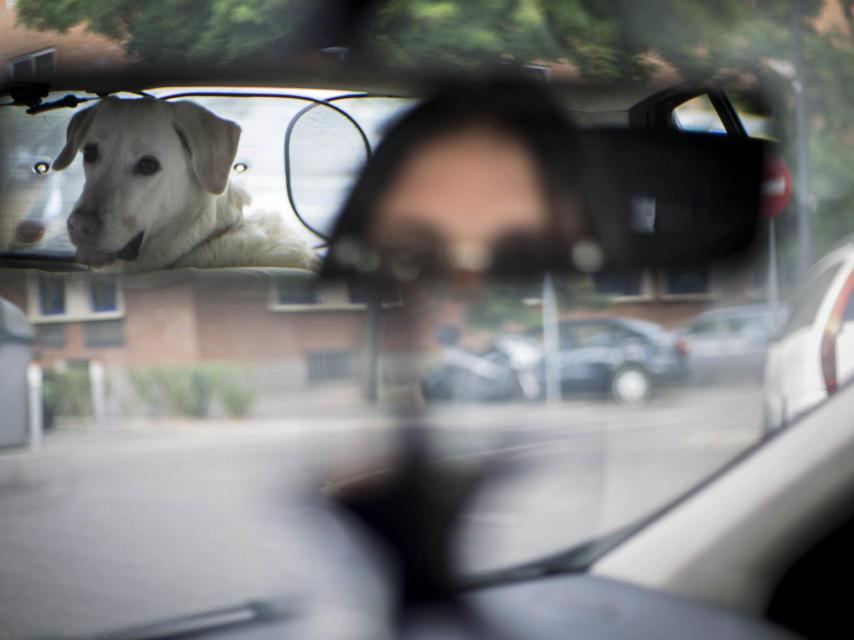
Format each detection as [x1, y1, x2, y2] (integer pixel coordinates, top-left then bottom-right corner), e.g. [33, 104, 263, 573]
[370, 127, 551, 274]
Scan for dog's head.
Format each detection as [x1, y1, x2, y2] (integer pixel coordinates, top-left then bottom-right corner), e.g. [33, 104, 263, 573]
[52, 98, 240, 267]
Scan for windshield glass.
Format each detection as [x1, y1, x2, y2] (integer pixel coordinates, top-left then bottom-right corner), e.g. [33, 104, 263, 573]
[3, 1, 854, 638]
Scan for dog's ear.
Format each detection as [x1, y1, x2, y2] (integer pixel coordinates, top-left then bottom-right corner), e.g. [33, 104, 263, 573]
[170, 101, 241, 195]
[52, 101, 104, 171]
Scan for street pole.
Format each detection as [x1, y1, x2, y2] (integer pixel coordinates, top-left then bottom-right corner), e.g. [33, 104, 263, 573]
[791, 2, 813, 277]
[27, 363, 43, 450]
[542, 273, 561, 404]
[768, 218, 779, 316]
[90, 360, 106, 429]
[363, 289, 381, 402]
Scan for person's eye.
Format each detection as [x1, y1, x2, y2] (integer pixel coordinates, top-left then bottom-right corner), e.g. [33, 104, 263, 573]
[82, 144, 98, 163]
[135, 156, 160, 176]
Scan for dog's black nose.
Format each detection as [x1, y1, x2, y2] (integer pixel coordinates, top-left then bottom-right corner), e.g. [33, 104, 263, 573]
[67, 210, 102, 242]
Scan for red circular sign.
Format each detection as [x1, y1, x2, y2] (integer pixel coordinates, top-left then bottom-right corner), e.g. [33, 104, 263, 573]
[761, 156, 793, 219]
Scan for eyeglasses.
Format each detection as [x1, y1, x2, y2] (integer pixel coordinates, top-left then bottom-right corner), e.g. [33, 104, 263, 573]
[326, 233, 604, 285]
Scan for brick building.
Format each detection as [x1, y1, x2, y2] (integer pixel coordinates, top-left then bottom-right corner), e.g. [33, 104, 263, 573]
[0, 270, 377, 396]
[1, 0, 130, 87]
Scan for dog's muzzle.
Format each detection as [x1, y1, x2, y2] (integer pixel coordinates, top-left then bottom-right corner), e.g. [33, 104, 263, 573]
[75, 231, 145, 267]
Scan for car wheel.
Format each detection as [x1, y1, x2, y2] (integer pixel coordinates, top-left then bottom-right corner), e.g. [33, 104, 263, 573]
[611, 365, 652, 406]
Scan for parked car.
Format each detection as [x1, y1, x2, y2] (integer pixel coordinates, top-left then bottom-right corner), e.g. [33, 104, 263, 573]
[421, 326, 543, 403]
[678, 304, 787, 384]
[423, 317, 685, 406]
[764, 240, 854, 430]
[545, 317, 687, 406]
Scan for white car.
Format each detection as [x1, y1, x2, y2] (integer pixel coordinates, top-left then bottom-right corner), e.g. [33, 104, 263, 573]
[679, 304, 787, 384]
[764, 241, 854, 430]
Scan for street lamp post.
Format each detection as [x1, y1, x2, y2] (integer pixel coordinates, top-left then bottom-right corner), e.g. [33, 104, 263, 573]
[791, 2, 813, 277]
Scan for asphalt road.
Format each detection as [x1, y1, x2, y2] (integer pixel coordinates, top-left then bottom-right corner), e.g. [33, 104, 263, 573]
[0, 383, 764, 639]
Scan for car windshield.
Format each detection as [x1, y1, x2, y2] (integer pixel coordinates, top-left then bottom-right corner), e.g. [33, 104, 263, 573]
[3, 1, 854, 638]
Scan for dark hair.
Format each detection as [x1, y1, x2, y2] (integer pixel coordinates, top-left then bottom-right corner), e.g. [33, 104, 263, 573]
[323, 77, 586, 275]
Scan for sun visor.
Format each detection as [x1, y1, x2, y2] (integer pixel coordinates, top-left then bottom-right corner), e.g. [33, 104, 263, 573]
[578, 129, 766, 269]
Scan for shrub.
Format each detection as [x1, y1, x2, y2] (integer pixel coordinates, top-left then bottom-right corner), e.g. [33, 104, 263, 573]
[129, 366, 212, 418]
[43, 366, 92, 420]
[128, 364, 255, 418]
[218, 383, 256, 418]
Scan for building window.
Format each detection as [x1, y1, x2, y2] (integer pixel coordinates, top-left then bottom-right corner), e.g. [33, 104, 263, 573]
[35, 323, 65, 348]
[90, 280, 118, 312]
[306, 349, 354, 383]
[38, 274, 65, 316]
[271, 276, 394, 311]
[348, 278, 369, 305]
[84, 320, 124, 347]
[276, 277, 318, 305]
[9, 49, 56, 82]
[29, 275, 124, 322]
[594, 270, 645, 297]
[662, 265, 710, 296]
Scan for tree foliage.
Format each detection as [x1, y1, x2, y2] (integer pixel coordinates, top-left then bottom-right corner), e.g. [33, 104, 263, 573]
[16, 0, 309, 63]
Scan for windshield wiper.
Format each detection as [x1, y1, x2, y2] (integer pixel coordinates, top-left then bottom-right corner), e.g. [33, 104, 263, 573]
[74, 599, 297, 640]
[458, 523, 640, 591]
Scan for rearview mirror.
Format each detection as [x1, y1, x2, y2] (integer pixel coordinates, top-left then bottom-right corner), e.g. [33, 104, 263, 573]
[579, 128, 765, 269]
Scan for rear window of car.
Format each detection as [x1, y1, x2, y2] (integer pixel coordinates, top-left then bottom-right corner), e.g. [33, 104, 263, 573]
[0, 90, 416, 257]
[780, 262, 844, 338]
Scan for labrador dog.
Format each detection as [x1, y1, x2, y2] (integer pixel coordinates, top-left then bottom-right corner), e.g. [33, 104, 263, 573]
[52, 97, 318, 271]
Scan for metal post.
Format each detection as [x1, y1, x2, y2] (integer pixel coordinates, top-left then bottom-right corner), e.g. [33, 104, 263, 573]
[363, 290, 381, 402]
[791, 2, 813, 277]
[27, 363, 43, 450]
[542, 273, 561, 404]
[89, 360, 106, 429]
[768, 218, 779, 315]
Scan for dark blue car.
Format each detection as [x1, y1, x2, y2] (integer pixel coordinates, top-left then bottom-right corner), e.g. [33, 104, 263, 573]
[542, 316, 687, 405]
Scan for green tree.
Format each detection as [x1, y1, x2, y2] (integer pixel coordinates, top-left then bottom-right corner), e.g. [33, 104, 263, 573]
[16, 0, 310, 63]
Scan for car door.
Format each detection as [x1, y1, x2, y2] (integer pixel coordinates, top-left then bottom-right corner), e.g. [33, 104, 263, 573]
[683, 316, 730, 380]
[557, 322, 585, 388]
[834, 276, 854, 388]
[558, 321, 616, 391]
[685, 317, 727, 358]
[765, 259, 845, 424]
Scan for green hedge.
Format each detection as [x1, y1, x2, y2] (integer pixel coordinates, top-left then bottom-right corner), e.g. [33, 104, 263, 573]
[43, 367, 92, 421]
[129, 364, 256, 418]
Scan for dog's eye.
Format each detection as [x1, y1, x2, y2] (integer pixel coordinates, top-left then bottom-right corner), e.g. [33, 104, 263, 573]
[135, 156, 160, 176]
[82, 144, 98, 163]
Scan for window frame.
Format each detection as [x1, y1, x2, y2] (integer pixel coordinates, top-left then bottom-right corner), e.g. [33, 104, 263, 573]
[34, 322, 66, 348]
[7, 48, 56, 83]
[26, 274, 125, 323]
[268, 279, 368, 312]
[657, 265, 719, 301]
[304, 348, 356, 383]
[592, 269, 656, 302]
[83, 319, 125, 348]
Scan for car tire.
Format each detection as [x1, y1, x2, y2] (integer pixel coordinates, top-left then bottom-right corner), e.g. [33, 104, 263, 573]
[611, 365, 652, 406]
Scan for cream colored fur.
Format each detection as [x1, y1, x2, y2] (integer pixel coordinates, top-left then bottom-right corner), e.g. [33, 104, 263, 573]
[53, 97, 317, 272]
